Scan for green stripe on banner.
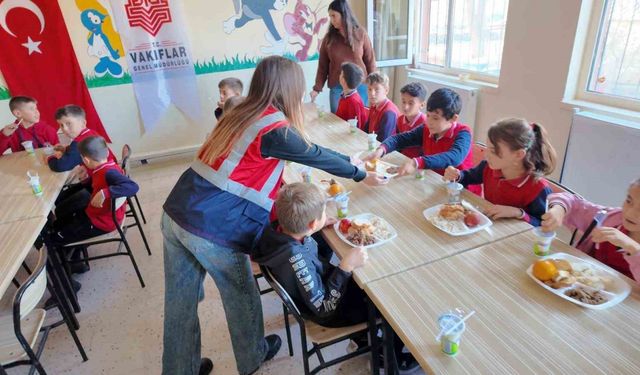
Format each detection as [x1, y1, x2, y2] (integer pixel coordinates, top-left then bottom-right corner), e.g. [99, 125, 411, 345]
[0, 53, 320, 93]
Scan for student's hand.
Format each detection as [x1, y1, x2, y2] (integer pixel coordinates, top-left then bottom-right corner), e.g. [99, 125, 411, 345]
[339, 247, 368, 273]
[484, 204, 522, 220]
[443, 166, 460, 182]
[53, 144, 66, 152]
[90, 190, 106, 208]
[309, 90, 319, 102]
[217, 100, 224, 108]
[2, 123, 18, 137]
[362, 171, 389, 186]
[592, 227, 640, 255]
[324, 216, 338, 227]
[397, 159, 417, 177]
[360, 148, 384, 162]
[75, 166, 89, 181]
[541, 205, 565, 232]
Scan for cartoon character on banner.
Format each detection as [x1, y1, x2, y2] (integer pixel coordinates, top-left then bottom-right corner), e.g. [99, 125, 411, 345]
[76, 0, 124, 78]
[283, 0, 327, 61]
[224, 0, 289, 55]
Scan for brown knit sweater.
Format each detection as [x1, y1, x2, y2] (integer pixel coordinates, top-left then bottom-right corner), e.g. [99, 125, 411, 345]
[313, 27, 377, 92]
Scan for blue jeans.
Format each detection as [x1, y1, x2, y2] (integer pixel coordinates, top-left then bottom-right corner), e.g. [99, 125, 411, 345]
[329, 83, 369, 113]
[161, 212, 267, 375]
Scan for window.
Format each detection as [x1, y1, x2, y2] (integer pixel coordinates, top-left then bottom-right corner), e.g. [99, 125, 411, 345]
[367, 0, 415, 67]
[579, 0, 640, 108]
[417, 0, 509, 80]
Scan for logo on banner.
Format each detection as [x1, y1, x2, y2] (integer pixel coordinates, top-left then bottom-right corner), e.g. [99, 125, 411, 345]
[125, 0, 171, 36]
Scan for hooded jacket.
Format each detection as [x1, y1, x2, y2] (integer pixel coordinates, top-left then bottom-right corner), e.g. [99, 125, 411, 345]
[252, 222, 352, 321]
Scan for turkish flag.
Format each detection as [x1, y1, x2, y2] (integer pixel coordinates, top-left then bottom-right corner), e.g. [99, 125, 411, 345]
[0, 0, 111, 142]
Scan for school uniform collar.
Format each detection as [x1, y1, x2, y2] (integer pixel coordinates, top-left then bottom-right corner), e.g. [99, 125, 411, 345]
[402, 113, 425, 130]
[491, 168, 532, 188]
[372, 98, 389, 111]
[74, 128, 91, 140]
[92, 161, 117, 173]
[431, 122, 458, 140]
[341, 89, 357, 99]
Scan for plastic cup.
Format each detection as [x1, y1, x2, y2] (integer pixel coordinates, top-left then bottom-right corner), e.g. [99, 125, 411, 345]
[27, 173, 43, 197]
[22, 141, 34, 154]
[533, 227, 556, 256]
[415, 169, 426, 180]
[335, 194, 349, 219]
[438, 313, 466, 356]
[446, 182, 463, 204]
[348, 119, 358, 134]
[300, 166, 312, 183]
[43, 143, 54, 156]
[367, 133, 377, 151]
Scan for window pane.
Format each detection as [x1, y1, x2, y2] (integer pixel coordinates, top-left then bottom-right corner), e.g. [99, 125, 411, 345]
[449, 0, 509, 75]
[588, 0, 640, 101]
[371, 0, 411, 62]
[418, 0, 450, 67]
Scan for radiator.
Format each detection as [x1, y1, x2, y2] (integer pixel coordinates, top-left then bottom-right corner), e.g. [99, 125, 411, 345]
[404, 71, 479, 128]
[560, 111, 640, 207]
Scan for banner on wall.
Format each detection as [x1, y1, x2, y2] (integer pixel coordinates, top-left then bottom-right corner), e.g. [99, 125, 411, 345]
[108, 0, 200, 131]
[0, 0, 111, 141]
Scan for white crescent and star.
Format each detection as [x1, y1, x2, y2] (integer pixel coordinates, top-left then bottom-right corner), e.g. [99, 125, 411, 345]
[0, 0, 46, 55]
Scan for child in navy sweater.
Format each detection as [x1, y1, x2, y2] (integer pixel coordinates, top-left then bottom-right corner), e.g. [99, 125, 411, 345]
[444, 118, 557, 226]
[51, 135, 138, 247]
[363, 71, 399, 142]
[335, 62, 368, 129]
[253, 182, 420, 372]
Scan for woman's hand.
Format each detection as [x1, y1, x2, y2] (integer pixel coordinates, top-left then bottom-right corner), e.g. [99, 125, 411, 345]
[485, 204, 522, 220]
[443, 166, 460, 182]
[397, 159, 417, 177]
[309, 90, 319, 102]
[592, 227, 640, 255]
[360, 148, 384, 162]
[541, 205, 565, 232]
[363, 171, 389, 186]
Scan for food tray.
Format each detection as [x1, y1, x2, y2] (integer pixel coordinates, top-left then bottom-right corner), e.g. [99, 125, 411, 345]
[333, 213, 397, 249]
[526, 252, 631, 310]
[422, 201, 492, 236]
[353, 151, 399, 178]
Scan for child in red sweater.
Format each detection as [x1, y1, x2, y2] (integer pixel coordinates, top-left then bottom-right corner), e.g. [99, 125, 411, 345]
[335, 62, 368, 129]
[0, 96, 59, 155]
[363, 71, 399, 142]
[394, 82, 427, 158]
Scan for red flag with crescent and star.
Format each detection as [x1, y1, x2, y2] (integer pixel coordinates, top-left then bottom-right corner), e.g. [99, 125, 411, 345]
[0, 0, 111, 142]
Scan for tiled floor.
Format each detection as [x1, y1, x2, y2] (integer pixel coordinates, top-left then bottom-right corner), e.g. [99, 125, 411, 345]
[5, 155, 391, 375]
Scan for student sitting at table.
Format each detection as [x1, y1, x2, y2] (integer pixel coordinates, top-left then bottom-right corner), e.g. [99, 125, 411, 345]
[363, 87, 481, 194]
[252, 182, 420, 373]
[444, 118, 557, 226]
[215, 77, 243, 120]
[335, 62, 368, 128]
[50, 136, 139, 286]
[0, 96, 59, 155]
[363, 71, 399, 142]
[542, 178, 640, 281]
[47, 104, 117, 172]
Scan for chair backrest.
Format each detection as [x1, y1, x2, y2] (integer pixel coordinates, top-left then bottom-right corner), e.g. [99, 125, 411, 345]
[260, 265, 303, 319]
[547, 179, 580, 196]
[121, 144, 131, 177]
[472, 141, 486, 167]
[14, 248, 48, 319]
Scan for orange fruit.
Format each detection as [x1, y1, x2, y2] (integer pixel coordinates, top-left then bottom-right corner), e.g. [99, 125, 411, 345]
[327, 180, 343, 197]
[532, 260, 558, 282]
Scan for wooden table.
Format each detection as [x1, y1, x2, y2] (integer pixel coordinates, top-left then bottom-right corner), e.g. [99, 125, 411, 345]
[287, 106, 531, 285]
[0, 216, 48, 297]
[365, 230, 640, 374]
[0, 149, 70, 223]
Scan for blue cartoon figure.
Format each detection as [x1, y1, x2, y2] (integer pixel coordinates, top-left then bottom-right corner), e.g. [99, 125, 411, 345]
[81, 9, 124, 78]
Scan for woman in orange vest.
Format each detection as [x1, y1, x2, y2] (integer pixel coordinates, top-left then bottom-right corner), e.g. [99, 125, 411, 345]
[161, 56, 386, 375]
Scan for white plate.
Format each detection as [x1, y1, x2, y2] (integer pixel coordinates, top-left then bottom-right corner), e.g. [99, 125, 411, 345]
[526, 252, 631, 310]
[422, 201, 492, 236]
[333, 213, 398, 249]
[353, 151, 399, 178]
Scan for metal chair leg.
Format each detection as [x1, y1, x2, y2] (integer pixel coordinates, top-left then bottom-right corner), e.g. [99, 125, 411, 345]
[121, 236, 145, 288]
[50, 249, 81, 314]
[283, 304, 293, 356]
[129, 198, 151, 256]
[134, 194, 147, 224]
[46, 280, 88, 361]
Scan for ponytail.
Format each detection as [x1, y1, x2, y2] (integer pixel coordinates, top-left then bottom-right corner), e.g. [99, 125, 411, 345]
[488, 118, 557, 178]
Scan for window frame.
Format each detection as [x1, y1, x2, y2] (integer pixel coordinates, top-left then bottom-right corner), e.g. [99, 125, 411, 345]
[413, 0, 505, 84]
[366, 0, 416, 67]
[571, 0, 640, 112]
